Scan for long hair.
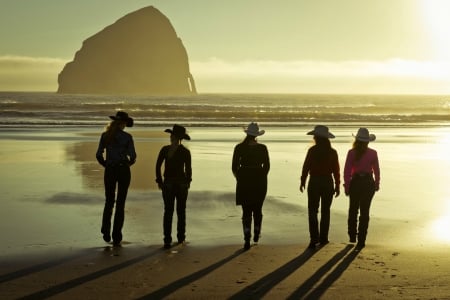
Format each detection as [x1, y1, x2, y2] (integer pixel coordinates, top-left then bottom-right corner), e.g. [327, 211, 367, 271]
[104, 120, 123, 145]
[353, 140, 369, 161]
[312, 136, 332, 161]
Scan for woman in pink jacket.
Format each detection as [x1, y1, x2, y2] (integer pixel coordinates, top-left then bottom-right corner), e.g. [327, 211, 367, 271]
[344, 128, 380, 250]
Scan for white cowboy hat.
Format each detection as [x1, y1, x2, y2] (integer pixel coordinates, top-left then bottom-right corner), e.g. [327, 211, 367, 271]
[307, 125, 335, 139]
[244, 122, 265, 137]
[353, 127, 376, 142]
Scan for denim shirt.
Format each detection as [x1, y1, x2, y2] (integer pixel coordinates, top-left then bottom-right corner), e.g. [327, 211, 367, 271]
[96, 130, 136, 167]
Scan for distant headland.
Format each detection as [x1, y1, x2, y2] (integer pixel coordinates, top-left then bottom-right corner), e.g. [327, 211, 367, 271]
[57, 6, 197, 96]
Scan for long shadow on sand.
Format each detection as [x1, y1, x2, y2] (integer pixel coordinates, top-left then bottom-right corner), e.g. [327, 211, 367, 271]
[0, 248, 94, 284]
[17, 247, 161, 300]
[288, 245, 358, 299]
[137, 249, 245, 299]
[228, 246, 319, 299]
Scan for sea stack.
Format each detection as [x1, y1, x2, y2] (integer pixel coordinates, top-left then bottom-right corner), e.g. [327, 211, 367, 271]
[57, 6, 196, 95]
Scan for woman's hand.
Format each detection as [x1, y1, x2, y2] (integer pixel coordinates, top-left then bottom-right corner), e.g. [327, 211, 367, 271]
[334, 185, 340, 197]
[299, 183, 305, 193]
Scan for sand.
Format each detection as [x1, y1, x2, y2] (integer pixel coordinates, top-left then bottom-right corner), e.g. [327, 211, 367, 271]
[1, 126, 450, 299]
[1, 242, 449, 299]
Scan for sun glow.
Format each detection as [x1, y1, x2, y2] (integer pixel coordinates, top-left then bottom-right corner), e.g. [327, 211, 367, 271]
[430, 215, 450, 243]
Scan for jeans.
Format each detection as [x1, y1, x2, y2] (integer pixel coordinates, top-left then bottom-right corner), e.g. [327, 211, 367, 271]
[348, 175, 375, 243]
[307, 176, 334, 243]
[242, 201, 264, 242]
[101, 165, 131, 243]
[162, 182, 189, 244]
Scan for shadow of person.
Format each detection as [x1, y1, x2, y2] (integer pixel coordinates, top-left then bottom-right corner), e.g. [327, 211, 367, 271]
[287, 244, 356, 299]
[229, 247, 320, 299]
[137, 249, 244, 299]
[17, 248, 161, 300]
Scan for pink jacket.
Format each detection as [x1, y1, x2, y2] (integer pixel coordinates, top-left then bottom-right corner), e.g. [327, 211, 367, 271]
[343, 148, 380, 194]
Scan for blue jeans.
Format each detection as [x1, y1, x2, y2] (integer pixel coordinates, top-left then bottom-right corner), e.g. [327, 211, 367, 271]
[101, 165, 131, 243]
[162, 182, 189, 244]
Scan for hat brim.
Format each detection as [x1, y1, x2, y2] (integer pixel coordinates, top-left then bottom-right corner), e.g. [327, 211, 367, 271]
[244, 129, 265, 137]
[353, 134, 376, 142]
[110, 116, 134, 127]
[307, 130, 335, 139]
[165, 129, 191, 140]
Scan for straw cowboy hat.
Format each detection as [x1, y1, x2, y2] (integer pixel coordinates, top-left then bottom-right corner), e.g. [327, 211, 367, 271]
[353, 127, 376, 142]
[307, 125, 335, 139]
[165, 124, 191, 140]
[109, 111, 134, 127]
[244, 122, 265, 137]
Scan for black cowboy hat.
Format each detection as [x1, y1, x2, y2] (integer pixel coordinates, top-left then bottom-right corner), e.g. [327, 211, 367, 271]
[165, 124, 190, 140]
[109, 111, 134, 127]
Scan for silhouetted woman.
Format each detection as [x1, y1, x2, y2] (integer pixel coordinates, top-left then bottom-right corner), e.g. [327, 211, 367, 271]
[96, 111, 136, 246]
[232, 122, 270, 250]
[300, 125, 340, 249]
[156, 124, 192, 249]
[344, 128, 380, 250]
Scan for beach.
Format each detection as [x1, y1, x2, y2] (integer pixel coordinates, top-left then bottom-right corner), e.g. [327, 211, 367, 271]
[1, 125, 450, 299]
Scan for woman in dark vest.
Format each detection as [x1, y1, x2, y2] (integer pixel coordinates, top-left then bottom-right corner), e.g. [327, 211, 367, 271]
[96, 111, 136, 246]
[232, 122, 270, 250]
[156, 124, 192, 249]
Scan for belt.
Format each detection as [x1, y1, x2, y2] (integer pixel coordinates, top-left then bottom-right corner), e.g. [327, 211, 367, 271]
[354, 172, 372, 177]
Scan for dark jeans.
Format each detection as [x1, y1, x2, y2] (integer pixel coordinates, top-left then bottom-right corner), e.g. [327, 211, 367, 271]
[162, 182, 189, 244]
[242, 201, 264, 241]
[307, 176, 334, 243]
[348, 175, 375, 243]
[101, 165, 131, 243]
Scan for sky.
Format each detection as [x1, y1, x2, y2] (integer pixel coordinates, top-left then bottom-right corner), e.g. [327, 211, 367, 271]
[1, 0, 450, 94]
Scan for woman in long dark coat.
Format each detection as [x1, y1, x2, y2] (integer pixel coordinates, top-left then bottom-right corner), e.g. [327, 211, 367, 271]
[232, 122, 270, 250]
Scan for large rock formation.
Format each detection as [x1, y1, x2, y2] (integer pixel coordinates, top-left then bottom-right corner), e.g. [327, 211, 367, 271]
[57, 6, 196, 95]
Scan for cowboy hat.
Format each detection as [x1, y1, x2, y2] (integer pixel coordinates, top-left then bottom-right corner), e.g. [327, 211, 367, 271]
[307, 125, 335, 139]
[244, 122, 265, 137]
[165, 124, 191, 140]
[109, 111, 134, 127]
[353, 127, 376, 142]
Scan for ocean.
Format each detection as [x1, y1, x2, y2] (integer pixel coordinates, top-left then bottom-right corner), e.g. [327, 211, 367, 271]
[1, 92, 449, 127]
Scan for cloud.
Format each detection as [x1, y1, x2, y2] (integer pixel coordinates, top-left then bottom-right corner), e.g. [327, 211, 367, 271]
[191, 58, 450, 94]
[0, 55, 66, 91]
[1, 55, 450, 94]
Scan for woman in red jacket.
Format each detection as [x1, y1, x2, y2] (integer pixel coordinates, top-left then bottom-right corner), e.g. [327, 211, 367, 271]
[300, 125, 340, 249]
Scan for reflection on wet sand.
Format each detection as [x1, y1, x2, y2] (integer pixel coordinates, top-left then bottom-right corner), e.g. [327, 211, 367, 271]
[66, 138, 166, 191]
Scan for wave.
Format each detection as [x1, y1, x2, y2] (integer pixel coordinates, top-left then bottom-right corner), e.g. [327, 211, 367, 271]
[1, 92, 449, 126]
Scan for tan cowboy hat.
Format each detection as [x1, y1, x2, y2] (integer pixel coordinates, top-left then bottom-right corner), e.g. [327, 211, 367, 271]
[353, 127, 376, 142]
[307, 125, 335, 139]
[244, 122, 265, 137]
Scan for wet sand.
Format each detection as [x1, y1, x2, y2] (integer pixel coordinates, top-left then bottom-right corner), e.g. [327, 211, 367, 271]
[1, 126, 450, 299]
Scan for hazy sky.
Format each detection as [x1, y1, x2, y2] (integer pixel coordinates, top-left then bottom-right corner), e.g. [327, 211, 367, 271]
[1, 0, 450, 94]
